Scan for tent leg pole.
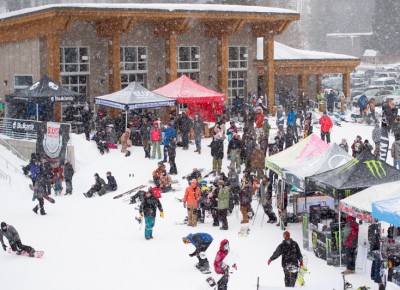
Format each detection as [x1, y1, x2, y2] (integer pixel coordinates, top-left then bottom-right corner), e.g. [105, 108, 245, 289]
[339, 209, 342, 268]
[125, 110, 128, 129]
[36, 104, 39, 121]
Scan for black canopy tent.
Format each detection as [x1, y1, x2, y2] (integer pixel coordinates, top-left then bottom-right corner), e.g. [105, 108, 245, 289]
[5, 75, 85, 121]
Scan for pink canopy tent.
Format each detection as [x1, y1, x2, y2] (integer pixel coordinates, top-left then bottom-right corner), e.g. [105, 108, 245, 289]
[153, 75, 226, 122]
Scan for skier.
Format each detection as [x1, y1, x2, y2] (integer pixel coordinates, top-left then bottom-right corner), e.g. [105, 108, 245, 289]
[267, 231, 303, 287]
[139, 188, 164, 240]
[32, 173, 48, 215]
[214, 239, 237, 290]
[183, 179, 201, 227]
[182, 232, 213, 273]
[1, 222, 35, 257]
[63, 159, 74, 195]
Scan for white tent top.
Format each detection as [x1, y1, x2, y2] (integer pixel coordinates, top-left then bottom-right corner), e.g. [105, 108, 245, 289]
[339, 181, 400, 222]
[0, 3, 298, 20]
[363, 49, 379, 57]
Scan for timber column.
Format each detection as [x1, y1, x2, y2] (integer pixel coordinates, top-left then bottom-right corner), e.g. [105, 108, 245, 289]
[298, 74, 307, 97]
[263, 33, 275, 114]
[342, 71, 351, 112]
[108, 33, 121, 93]
[217, 32, 229, 97]
[165, 33, 178, 83]
[46, 34, 61, 121]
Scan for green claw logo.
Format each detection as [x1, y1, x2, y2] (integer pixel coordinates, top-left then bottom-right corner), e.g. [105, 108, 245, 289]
[364, 160, 386, 178]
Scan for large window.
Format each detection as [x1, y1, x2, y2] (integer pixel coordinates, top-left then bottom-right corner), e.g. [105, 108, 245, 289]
[120, 46, 148, 88]
[14, 74, 33, 92]
[60, 75, 88, 121]
[228, 46, 248, 102]
[60, 47, 90, 74]
[177, 46, 200, 82]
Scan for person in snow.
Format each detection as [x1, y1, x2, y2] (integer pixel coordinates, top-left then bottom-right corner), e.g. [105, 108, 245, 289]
[150, 120, 162, 160]
[217, 180, 230, 230]
[258, 177, 277, 223]
[120, 128, 132, 154]
[32, 173, 49, 215]
[84, 173, 106, 198]
[63, 159, 74, 195]
[81, 103, 93, 141]
[286, 107, 298, 143]
[268, 231, 303, 287]
[303, 111, 313, 138]
[319, 111, 333, 143]
[159, 170, 172, 192]
[214, 239, 237, 290]
[226, 121, 238, 142]
[186, 168, 202, 185]
[40, 158, 53, 196]
[372, 123, 382, 156]
[163, 122, 176, 162]
[210, 135, 224, 176]
[342, 216, 359, 275]
[227, 133, 242, 174]
[251, 144, 265, 179]
[51, 161, 63, 195]
[183, 232, 213, 273]
[29, 159, 41, 186]
[1, 222, 35, 257]
[139, 188, 164, 240]
[254, 107, 265, 139]
[227, 165, 240, 212]
[276, 105, 285, 133]
[391, 139, 400, 170]
[179, 111, 192, 150]
[106, 171, 118, 192]
[351, 135, 364, 157]
[239, 182, 252, 224]
[339, 138, 349, 153]
[139, 117, 151, 158]
[183, 179, 201, 227]
[357, 93, 368, 120]
[152, 162, 166, 187]
[168, 136, 178, 175]
[193, 112, 205, 154]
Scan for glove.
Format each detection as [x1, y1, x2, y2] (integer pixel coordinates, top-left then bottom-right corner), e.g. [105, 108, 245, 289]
[139, 213, 143, 218]
[160, 212, 164, 218]
[267, 259, 271, 266]
[300, 262, 304, 267]
[183, 202, 186, 208]
[2, 244, 6, 251]
[232, 263, 237, 270]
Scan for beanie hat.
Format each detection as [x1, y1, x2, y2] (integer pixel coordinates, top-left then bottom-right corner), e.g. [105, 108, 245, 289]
[182, 237, 188, 244]
[1, 222, 6, 228]
[94, 173, 99, 177]
[283, 231, 290, 239]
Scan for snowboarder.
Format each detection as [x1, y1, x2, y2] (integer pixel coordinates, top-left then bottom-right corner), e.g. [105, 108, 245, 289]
[183, 180, 201, 227]
[1, 222, 35, 257]
[84, 173, 107, 198]
[214, 239, 236, 290]
[163, 122, 176, 162]
[63, 159, 74, 195]
[32, 173, 49, 215]
[239, 182, 252, 224]
[106, 171, 118, 192]
[268, 231, 303, 287]
[159, 170, 172, 192]
[182, 232, 213, 273]
[139, 188, 164, 240]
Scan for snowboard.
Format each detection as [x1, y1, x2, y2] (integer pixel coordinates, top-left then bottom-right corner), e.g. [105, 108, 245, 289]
[148, 179, 179, 184]
[29, 184, 55, 204]
[7, 248, 44, 259]
[238, 225, 250, 237]
[113, 185, 146, 199]
[196, 264, 212, 274]
[181, 168, 205, 180]
[205, 277, 216, 287]
[296, 265, 309, 286]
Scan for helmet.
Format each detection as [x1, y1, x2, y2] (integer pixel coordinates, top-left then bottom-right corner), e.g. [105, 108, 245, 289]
[201, 180, 208, 185]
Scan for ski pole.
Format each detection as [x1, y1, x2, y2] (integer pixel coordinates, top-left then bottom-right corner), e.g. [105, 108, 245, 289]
[252, 201, 260, 225]
[261, 212, 265, 227]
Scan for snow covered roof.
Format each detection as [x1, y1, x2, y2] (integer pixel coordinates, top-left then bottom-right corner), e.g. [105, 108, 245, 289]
[0, 3, 299, 21]
[274, 41, 358, 61]
[363, 49, 379, 57]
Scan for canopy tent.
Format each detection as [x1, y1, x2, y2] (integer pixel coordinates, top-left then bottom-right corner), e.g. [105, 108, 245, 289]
[94, 82, 176, 127]
[340, 181, 400, 223]
[153, 75, 226, 122]
[372, 196, 400, 227]
[265, 134, 330, 176]
[305, 150, 400, 200]
[283, 143, 353, 191]
[5, 75, 85, 121]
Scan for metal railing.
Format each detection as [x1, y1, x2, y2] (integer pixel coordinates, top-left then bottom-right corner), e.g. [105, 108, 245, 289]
[0, 153, 24, 176]
[0, 168, 11, 185]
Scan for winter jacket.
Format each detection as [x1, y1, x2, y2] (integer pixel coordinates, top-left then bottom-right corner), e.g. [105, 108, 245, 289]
[183, 185, 201, 208]
[251, 148, 265, 169]
[139, 122, 151, 141]
[239, 186, 252, 206]
[391, 140, 400, 159]
[245, 137, 257, 159]
[327, 92, 336, 105]
[33, 179, 47, 199]
[372, 125, 382, 143]
[343, 219, 359, 249]
[270, 238, 303, 268]
[64, 162, 74, 181]
[168, 142, 176, 158]
[227, 138, 241, 153]
[319, 115, 333, 133]
[287, 111, 296, 126]
[357, 95, 368, 110]
[186, 233, 213, 248]
[217, 186, 230, 210]
[41, 162, 52, 181]
[94, 177, 106, 192]
[227, 171, 240, 188]
[193, 117, 205, 135]
[150, 127, 161, 142]
[214, 239, 229, 274]
[30, 164, 41, 179]
[120, 128, 131, 151]
[0, 225, 21, 246]
[392, 120, 400, 137]
[211, 139, 224, 159]
[254, 113, 264, 128]
[139, 193, 163, 218]
[351, 140, 364, 157]
[180, 116, 192, 132]
[51, 166, 63, 182]
[107, 175, 118, 191]
[262, 122, 271, 136]
[259, 181, 272, 206]
[163, 127, 176, 146]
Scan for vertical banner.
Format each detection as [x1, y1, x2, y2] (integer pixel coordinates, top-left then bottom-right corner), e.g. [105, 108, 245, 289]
[36, 122, 70, 161]
[379, 126, 389, 162]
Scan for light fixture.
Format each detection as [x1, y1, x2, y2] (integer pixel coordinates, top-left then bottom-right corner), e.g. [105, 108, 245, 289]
[3, 80, 7, 86]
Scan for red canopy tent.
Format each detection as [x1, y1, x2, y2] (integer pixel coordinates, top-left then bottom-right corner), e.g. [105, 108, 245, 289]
[153, 75, 226, 122]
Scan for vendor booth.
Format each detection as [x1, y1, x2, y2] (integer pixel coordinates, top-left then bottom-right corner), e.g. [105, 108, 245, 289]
[153, 75, 226, 122]
[5, 75, 85, 121]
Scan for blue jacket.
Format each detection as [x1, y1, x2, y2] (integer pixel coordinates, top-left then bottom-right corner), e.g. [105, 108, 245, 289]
[358, 95, 368, 109]
[187, 233, 213, 247]
[163, 127, 176, 146]
[287, 111, 296, 126]
[327, 92, 336, 104]
[30, 164, 41, 179]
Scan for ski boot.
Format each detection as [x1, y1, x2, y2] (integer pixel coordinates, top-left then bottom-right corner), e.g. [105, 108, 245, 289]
[32, 205, 39, 214]
[28, 248, 35, 257]
[16, 250, 22, 255]
[40, 209, 47, 215]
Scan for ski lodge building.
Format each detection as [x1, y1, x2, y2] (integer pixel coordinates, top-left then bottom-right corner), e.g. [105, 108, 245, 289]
[0, 3, 359, 121]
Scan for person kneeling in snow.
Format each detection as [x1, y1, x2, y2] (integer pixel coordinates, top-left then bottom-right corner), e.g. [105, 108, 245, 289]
[139, 188, 164, 240]
[159, 170, 172, 192]
[183, 232, 213, 273]
[1, 222, 35, 257]
[84, 173, 107, 198]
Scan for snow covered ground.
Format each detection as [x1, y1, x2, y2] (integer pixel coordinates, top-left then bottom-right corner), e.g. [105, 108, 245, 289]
[0, 114, 395, 290]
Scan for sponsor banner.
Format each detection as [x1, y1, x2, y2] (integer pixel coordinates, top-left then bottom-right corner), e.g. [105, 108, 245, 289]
[11, 120, 36, 132]
[36, 122, 70, 160]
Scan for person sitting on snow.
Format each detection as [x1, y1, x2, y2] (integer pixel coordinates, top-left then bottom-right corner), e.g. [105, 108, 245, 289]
[159, 170, 172, 193]
[152, 162, 166, 187]
[84, 173, 107, 198]
[106, 171, 118, 192]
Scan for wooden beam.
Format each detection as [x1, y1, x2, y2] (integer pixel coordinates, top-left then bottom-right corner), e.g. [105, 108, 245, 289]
[217, 33, 229, 97]
[262, 33, 275, 114]
[46, 34, 61, 122]
[251, 21, 289, 37]
[165, 33, 178, 83]
[204, 19, 246, 37]
[96, 18, 136, 37]
[108, 33, 121, 93]
[298, 74, 307, 96]
[154, 19, 193, 37]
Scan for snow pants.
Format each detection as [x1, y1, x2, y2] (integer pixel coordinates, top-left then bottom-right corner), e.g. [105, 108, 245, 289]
[194, 133, 201, 151]
[283, 267, 298, 287]
[151, 141, 161, 159]
[187, 206, 198, 227]
[144, 216, 155, 239]
[346, 247, 357, 271]
[217, 274, 229, 290]
[11, 240, 33, 253]
[229, 149, 241, 173]
[65, 179, 73, 194]
[212, 157, 222, 173]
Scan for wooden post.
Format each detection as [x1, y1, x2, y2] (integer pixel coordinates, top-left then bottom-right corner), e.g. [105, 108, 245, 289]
[316, 74, 322, 96]
[263, 33, 274, 114]
[46, 34, 61, 121]
[342, 71, 351, 112]
[165, 33, 177, 83]
[108, 33, 121, 93]
[298, 74, 307, 97]
[217, 32, 229, 97]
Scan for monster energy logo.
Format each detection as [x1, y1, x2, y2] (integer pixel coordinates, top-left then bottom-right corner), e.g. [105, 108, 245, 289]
[344, 189, 351, 198]
[337, 159, 359, 174]
[312, 232, 317, 248]
[364, 160, 386, 178]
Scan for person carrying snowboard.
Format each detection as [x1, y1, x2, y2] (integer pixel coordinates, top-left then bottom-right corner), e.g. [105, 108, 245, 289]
[267, 231, 303, 287]
[1, 222, 35, 257]
[182, 232, 213, 273]
[32, 173, 49, 215]
[214, 239, 237, 290]
[139, 188, 164, 240]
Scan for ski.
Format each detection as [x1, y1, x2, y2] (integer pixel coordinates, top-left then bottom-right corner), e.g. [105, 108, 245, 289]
[7, 248, 44, 259]
[202, 169, 215, 179]
[113, 185, 146, 199]
[148, 179, 180, 184]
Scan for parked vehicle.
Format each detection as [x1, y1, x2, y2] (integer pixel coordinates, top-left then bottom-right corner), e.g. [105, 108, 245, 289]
[383, 90, 400, 107]
[352, 89, 392, 106]
[368, 77, 397, 89]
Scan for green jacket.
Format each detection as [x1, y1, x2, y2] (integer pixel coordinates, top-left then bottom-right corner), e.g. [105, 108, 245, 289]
[262, 122, 271, 136]
[217, 186, 230, 210]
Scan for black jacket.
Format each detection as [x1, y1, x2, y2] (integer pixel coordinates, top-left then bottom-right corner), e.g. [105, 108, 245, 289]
[140, 193, 163, 218]
[211, 139, 224, 159]
[107, 175, 118, 191]
[227, 138, 242, 153]
[270, 238, 303, 268]
[180, 116, 192, 132]
[64, 162, 74, 181]
[168, 142, 177, 158]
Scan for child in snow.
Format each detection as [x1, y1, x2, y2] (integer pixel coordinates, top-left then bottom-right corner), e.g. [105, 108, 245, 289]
[214, 239, 237, 289]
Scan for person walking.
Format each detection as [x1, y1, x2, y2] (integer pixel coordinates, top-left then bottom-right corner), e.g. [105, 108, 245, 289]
[267, 231, 303, 287]
[81, 103, 92, 141]
[139, 117, 151, 158]
[342, 216, 359, 275]
[150, 120, 162, 160]
[163, 122, 176, 162]
[217, 180, 230, 230]
[258, 177, 277, 223]
[211, 135, 224, 176]
[227, 133, 242, 173]
[32, 174, 49, 215]
[183, 232, 213, 273]
[63, 159, 74, 195]
[193, 113, 205, 154]
[239, 182, 252, 224]
[319, 111, 333, 143]
[1, 222, 35, 256]
[183, 180, 201, 227]
[139, 188, 164, 240]
[251, 144, 266, 179]
[168, 137, 178, 175]
[254, 107, 265, 139]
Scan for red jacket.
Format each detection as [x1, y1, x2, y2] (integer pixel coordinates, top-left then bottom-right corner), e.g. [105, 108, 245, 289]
[254, 113, 264, 128]
[51, 166, 63, 182]
[346, 220, 359, 248]
[150, 128, 161, 142]
[214, 239, 229, 274]
[319, 115, 333, 133]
